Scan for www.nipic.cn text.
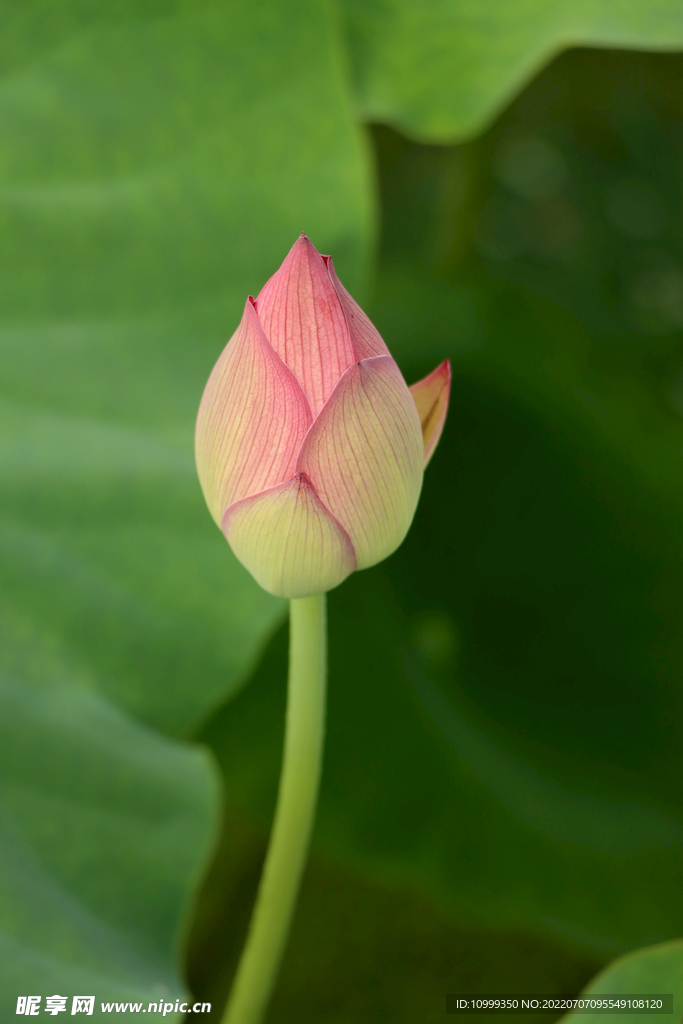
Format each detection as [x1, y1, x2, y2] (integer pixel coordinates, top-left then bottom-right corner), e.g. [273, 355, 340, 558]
[16, 996, 212, 1015]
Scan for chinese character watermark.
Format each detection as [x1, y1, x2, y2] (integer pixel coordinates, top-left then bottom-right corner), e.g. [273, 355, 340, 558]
[45, 995, 68, 1015]
[71, 997, 94, 1016]
[16, 997, 41, 1016]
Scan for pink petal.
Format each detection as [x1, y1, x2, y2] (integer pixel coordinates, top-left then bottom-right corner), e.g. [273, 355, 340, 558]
[255, 235, 356, 417]
[195, 298, 312, 524]
[297, 355, 424, 570]
[222, 473, 357, 598]
[325, 256, 389, 360]
[409, 360, 451, 466]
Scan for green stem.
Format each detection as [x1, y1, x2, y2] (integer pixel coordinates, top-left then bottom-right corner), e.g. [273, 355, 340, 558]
[221, 593, 327, 1024]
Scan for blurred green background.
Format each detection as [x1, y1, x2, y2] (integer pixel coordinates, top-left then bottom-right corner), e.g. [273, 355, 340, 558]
[191, 46, 683, 1022]
[1, 2, 683, 1021]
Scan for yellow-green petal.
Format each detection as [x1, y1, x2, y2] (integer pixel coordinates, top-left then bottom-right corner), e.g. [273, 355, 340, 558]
[297, 355, 424, 570]
[222, 473, 357, 598]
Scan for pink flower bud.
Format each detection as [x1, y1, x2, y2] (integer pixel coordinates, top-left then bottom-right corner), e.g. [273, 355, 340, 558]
[195, 235, 450, 598]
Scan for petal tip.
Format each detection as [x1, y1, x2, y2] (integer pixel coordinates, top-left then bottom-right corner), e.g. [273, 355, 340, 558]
[255, 233, 355, 415]
[409, 360, 451, 466]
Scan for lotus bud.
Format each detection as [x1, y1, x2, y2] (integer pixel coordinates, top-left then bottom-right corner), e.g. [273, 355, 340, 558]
[195, 235, 451, 598]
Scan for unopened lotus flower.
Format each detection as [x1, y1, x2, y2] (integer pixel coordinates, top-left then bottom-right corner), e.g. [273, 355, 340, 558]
[195, 235, 450, 598]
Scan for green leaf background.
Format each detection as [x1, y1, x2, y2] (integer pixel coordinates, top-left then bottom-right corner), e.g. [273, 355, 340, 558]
[562, 941, 683, 1024]
[1, 0, 682, 1020]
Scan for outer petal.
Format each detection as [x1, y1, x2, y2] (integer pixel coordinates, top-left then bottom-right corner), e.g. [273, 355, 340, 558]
[409, 360, 451, 466]
[222, 473, 357, 598]
[195, 298, 312, 524]
[325, 255, 390, 360]
[255, 235, 356, 416]
[298, 355, 424, 570]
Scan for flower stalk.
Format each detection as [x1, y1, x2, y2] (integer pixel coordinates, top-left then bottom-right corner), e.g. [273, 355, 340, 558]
[221, 594, 327, 1024]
